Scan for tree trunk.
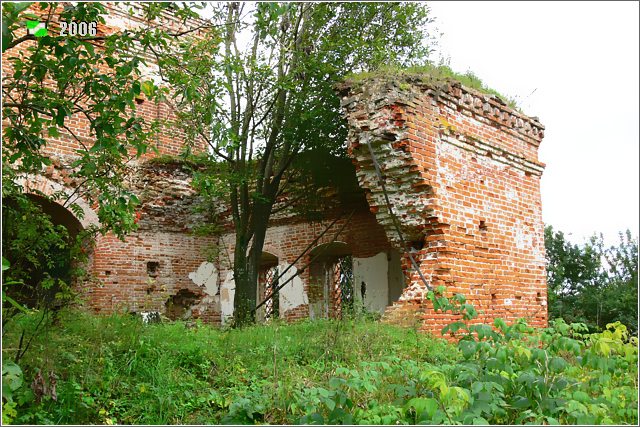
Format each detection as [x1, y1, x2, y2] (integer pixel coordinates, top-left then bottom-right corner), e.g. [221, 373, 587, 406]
[232, 234, 254, 326]
[232, 201, 273, 326]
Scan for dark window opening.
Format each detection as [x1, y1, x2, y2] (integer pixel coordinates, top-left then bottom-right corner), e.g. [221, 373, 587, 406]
[147, 261, 160, 278]
[410, 239, 425, 251]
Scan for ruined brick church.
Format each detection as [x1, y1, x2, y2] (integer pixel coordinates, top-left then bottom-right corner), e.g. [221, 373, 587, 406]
[7, 4, 548, 336]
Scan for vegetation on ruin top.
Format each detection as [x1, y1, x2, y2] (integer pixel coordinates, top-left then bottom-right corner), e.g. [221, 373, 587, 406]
[344, 63, 520, 110]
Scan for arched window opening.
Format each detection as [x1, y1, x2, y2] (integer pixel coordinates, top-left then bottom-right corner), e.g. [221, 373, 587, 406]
[309, 242, 354, 319]
[257, 252, 279, 322]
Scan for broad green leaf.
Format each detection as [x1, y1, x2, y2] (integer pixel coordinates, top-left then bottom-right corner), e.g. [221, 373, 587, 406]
[404, 397, 438, 420]
[512, 396, 531, 409]
[48, 126, 60, 137]
[141, 80, 155, 97]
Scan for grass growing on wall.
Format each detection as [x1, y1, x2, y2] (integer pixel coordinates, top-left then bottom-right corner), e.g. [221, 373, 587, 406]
[2, 310, 637, 425]
[345, 63, 520, 110]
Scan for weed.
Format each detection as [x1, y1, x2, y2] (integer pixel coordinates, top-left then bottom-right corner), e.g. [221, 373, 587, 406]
[345, 62, 520, 110]
[2, 308, 637, 425]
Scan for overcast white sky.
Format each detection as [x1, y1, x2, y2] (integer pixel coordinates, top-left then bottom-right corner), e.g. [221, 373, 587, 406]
[428, 1, 639, 246]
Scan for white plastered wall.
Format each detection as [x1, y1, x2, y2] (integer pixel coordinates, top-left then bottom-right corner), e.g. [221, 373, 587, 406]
[217, 263, 309, 323]
[220, 272, 235, 325]
[353, 252, 389, 313]
[278, 263, 308, 314]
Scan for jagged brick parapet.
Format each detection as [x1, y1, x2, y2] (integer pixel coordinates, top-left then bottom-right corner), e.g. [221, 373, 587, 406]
[337, 73, 548, 335]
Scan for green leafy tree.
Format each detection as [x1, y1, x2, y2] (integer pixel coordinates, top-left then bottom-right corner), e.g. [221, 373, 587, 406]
[1, 2, 206, 296]
[544, 226, 606, 323]
[599, 230, 638, 332]
[545, 225, 638, 333]
[5, 3, 130, 233]
[1, 2, 197, 237]
[159, 2, 434, 325]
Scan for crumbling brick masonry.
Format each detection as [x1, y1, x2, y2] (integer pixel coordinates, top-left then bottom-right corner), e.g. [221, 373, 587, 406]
[337, 74, 547, 334]
[6, 5, 547, 335]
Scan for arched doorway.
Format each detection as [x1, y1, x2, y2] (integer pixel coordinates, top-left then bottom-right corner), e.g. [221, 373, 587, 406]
[2, 193, 86, 310]
[309, 242, 354, 319]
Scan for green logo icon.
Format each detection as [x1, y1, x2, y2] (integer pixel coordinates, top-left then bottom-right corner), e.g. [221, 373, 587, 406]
[26, 20, 48, 37]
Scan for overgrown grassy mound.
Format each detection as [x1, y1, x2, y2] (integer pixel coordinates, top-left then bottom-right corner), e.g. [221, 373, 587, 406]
[2, 311, 637, 425]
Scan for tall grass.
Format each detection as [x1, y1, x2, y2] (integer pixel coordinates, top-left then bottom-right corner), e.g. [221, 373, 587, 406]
[2, 309, 455, 424]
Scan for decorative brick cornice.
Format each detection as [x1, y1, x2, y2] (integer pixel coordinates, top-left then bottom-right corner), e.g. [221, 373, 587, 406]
[337, 73, 545, 146]
[423, 79, 544, 146]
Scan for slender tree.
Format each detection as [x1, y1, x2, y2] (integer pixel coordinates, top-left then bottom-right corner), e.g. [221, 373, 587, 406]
[158, 2, 434, 325]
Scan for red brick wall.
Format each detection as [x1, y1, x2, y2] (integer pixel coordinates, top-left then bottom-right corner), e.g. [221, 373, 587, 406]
[5, 4, 548, 333]
[219, 204, 393, 322]
[3, 3, 211, 319]
[339, 76, 547, 336]
[86, 231, 216, 313]
[1, 2, 208, 159]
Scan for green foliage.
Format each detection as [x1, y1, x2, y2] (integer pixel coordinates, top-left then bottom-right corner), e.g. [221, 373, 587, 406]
[159, 2, 435, 324]
[545, 226, 638, 333]
[1, 0, 199, 363]
[1, 194, 92, 318]
[1, 1, 197, 239]
[1, 311, 452, 424]
[2, 308, 637, 425]
[2, 361, 25, 424]
[2, 257, 30, 315]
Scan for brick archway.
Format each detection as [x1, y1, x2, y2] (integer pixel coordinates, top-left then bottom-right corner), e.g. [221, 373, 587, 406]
[260, 245, 284, 262]
[16, 174, 101, 230]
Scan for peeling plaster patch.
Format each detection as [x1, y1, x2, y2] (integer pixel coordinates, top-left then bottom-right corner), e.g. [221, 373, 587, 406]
[278, 264, 308, 313]
[353, 252, 389, 313]
[189, 261, 218, 297]
[505, 298, 513, 306]
[220, 272, 235, 325]
[138, 62, 163, 86]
